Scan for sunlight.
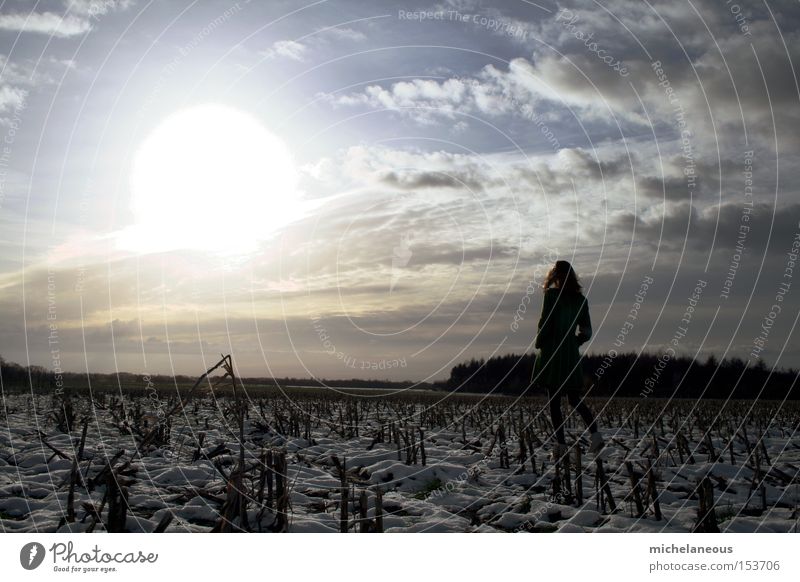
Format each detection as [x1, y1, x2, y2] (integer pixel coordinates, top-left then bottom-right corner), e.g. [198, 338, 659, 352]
[126, 103, 299, 254]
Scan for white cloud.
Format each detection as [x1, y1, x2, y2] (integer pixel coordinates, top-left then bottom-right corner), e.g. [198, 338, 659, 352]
[0, 11, 92, 38]
[261, 40, 308, 61]
[63, 0, 136, 17]
[0, 54, 75, 125]
[0, 2, 135, 38]
[321, 74, 517, 125]
[0, 85, 28, 116]
[249, 24, 370, 67]
[320, 26, 367, 42]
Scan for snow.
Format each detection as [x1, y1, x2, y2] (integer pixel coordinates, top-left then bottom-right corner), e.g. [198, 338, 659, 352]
[151, 465, 216, 486]
[2, 391, 799, 533]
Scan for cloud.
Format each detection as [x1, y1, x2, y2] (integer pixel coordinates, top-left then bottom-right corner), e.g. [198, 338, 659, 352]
[302, 144, 499, 191]
[405, 242, 519, 267]
[320, 26, 367, 42]
[604, 201, 800, 255]
[320, 52, 644, 126]
[0, 55, 75, 125]
[63, 0, 136, 17]
[255, 23, 369, 65]
[320, 2, 800, 160]
[0, 12, 92, 37]
[637, 175, 697, 201]
[498, 55, 649, 124]
[324, 77, 475, 123]
[0, 85, 28, 116]
[0, 1, 134, 38]
[378, 169, 486, 192]
[261, 40, 308, 61]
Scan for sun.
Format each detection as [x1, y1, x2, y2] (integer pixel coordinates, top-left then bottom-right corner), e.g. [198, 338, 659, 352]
[126, 103, 299, 253]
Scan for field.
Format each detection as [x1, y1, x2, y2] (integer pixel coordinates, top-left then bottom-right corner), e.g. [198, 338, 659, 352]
[2, 363, 799, 533]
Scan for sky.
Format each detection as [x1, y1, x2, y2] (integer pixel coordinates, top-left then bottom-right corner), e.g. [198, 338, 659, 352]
[0, 0, 798, 382]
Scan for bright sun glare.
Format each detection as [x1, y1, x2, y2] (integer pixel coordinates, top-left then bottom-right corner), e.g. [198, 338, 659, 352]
[126, 103, 299, 254]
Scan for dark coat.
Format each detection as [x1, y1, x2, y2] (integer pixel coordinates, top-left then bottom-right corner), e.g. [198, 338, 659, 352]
[533, 287, 592, 391]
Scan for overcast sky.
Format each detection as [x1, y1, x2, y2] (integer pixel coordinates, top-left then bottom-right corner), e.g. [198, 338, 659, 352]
[1, 0, 798, 382]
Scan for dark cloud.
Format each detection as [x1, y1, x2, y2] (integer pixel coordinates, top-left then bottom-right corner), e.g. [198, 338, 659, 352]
[605, 201, 800, 254]
[405, 242, 519, 267]
[378, 169, 487, 192]
[637, 175, 697, 200]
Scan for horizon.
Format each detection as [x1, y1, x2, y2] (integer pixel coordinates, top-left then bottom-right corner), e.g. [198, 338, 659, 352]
[2, 346, 794, 385]
[1, 0, 799, 381]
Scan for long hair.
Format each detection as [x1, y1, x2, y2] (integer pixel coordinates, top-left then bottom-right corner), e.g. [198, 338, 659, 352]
[542, 260, 583, 294]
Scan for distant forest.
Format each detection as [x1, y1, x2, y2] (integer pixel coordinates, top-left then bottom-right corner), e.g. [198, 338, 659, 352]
[446, 351, 800, 400]
[0, 355, 434, 394]
[1, 351, 798, 400]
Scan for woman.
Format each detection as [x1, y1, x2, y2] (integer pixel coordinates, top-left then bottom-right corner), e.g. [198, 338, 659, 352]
[533, 260, 604, 460]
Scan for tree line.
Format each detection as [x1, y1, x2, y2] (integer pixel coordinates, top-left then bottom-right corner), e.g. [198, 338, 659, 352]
[0, 355, 434, 394]
[2, 352, 797, 400]
[444, 351, 800, 399]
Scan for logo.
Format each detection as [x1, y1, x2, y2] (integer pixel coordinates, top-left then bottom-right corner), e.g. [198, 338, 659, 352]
[20, 542, 46, 570]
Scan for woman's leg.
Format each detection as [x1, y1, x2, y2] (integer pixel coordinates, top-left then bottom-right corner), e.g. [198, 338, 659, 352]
[548, 388, 567, 444]
[566, 390, 598, 433]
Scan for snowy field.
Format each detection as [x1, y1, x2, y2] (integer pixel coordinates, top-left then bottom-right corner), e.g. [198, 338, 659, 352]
[2, 387, 799, 533]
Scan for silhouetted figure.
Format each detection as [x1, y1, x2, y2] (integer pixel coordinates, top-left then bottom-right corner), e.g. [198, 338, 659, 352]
[533, 260, 604, 459]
